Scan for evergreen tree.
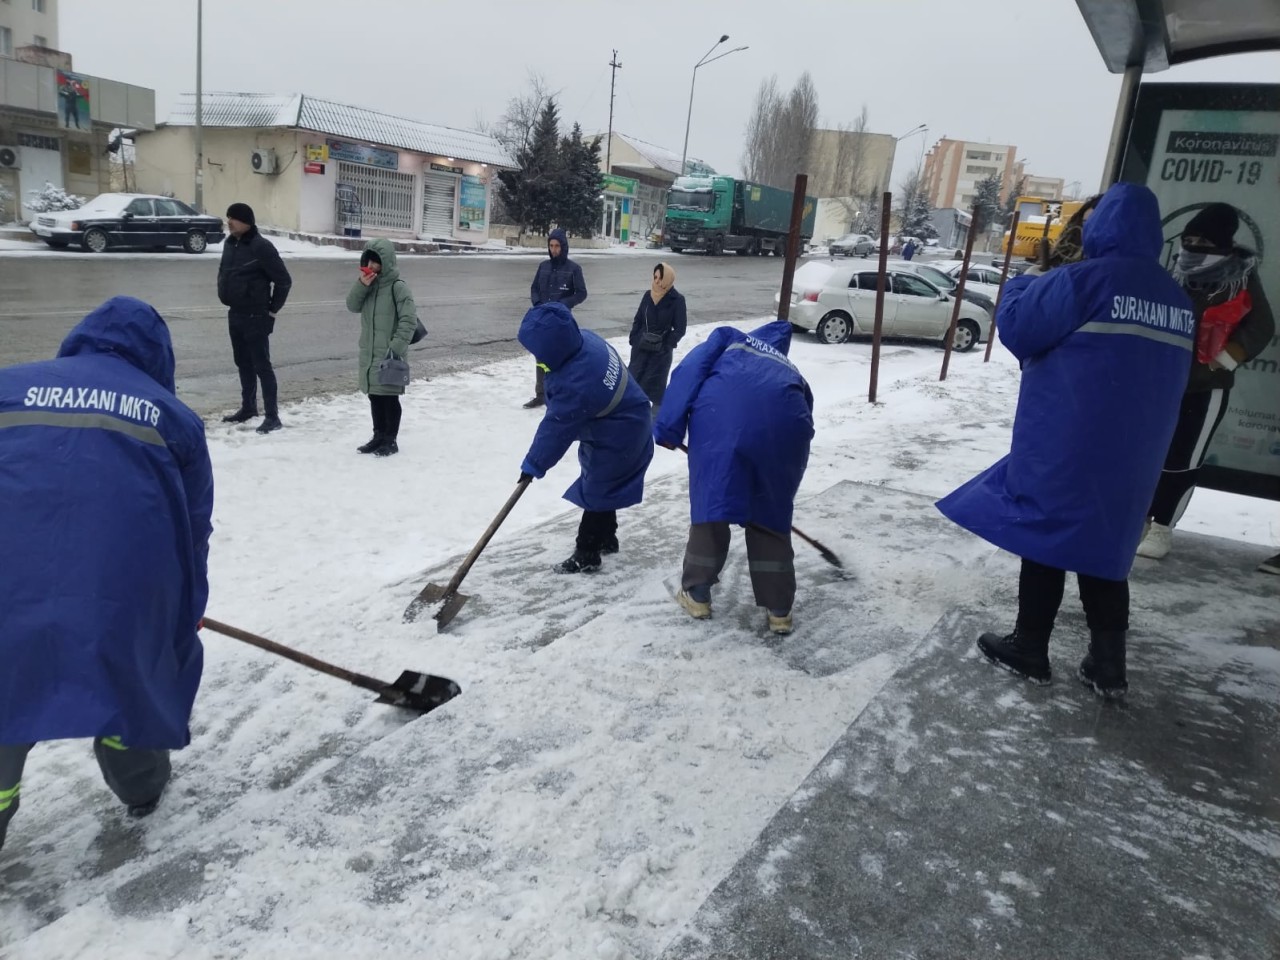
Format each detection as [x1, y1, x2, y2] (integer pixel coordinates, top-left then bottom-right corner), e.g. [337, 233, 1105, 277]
[497, 98, 561, 234]
[556, 124, 604, 237]
[972, 172, 1004, 232]
[906, 190, 937, 240]
[999, 174, 1027, 228]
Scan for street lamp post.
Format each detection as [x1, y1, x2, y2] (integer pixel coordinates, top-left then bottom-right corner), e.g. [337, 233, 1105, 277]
[194, 0, 204, 212]
[680, 35, 748, 176]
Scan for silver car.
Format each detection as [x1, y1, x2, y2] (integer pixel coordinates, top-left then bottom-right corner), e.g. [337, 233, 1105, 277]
[828, 233, 876, 257]
[775, 259, 992, 351]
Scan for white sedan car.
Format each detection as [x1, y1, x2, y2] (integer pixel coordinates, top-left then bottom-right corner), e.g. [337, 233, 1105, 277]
[774, 260, 992, 351]
[929, 259, 1006, 301]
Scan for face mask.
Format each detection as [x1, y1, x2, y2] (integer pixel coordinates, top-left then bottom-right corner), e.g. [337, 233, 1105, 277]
[1176, 250, 1228, 273]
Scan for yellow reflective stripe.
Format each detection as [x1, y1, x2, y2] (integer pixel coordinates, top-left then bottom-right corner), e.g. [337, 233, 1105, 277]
[0, 783, 19, 811]
[535, 362, 550, 373]
[99, 736, 128, 751]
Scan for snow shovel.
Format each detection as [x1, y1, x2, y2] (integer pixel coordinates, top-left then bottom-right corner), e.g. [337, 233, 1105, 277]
[200, 617, 461, 714]
[403, 476, 533, 629]
[673, 443, 845, 570]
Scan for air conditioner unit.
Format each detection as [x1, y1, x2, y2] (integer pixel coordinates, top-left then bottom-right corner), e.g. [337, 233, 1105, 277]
[250, 148, 278, 175]
[0, 146, 21, 170]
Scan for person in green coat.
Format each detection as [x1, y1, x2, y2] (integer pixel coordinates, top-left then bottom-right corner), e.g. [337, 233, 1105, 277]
[346, 238, 419, 457]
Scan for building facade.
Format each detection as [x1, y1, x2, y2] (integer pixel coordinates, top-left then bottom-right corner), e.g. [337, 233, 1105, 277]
[807, 127, 897, 200]
[921, 138, 1019, 211]
[593, 131, 708, 243]
[0, 0, 58, 57]
[1, 0, 155, 222]
[134, 93, 512, 243]
[1021, 173, 1065, 200]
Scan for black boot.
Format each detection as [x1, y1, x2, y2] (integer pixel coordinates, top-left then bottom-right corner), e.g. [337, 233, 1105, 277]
[601, 536, 620, 555]
[522, 396, 545, 409]
[1078, 630, 1128, 699]
[222, 407, 258, 423]
[977, 628, 1052, 685]
[554, 549, 601, 574]
[255, 416, 283, 434]
[373, 438, 399, 457]
[357, 433, 383, 454]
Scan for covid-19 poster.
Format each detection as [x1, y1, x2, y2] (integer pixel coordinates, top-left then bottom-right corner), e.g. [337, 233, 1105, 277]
[1122, 83, 1280, 502]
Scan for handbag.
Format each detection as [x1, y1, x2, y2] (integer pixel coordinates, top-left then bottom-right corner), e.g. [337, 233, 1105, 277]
[635, 303, 667, 352]
[390, 279, 428, 345]
[377, 348, 411, 388]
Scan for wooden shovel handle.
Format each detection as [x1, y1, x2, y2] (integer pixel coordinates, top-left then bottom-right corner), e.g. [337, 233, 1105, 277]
[436, 478, 532, 598]
[201, 617, 387, 695]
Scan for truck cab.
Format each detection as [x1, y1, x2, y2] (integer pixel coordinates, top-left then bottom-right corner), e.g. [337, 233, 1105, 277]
[664, 176, 734, 254]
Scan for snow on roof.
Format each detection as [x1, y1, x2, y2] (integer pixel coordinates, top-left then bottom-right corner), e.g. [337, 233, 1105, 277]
[594, 131, 706, 177]
[164, 93, 514, 168]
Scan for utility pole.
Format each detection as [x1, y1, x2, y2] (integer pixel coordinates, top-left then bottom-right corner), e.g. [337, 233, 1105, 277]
[194, 0, 204, 212]
[605, 49, 621, 174]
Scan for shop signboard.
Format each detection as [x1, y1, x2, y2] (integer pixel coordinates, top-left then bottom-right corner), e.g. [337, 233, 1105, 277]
[327, 139, 398, 170]
[1122, 83, 1280, 501]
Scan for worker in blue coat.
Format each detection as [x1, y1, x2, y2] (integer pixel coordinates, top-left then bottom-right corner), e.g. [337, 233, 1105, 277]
[518, 302, 653, 573]
[936, 183, 1194, 698]
[0, 297, 214, 850]
[654, 319, 814, 635]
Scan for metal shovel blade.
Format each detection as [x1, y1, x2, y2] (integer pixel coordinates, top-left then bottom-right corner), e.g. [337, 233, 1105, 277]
[432, 590, 470, 631]
[375, 671, 462, 714]
[403, 582, 452, 623]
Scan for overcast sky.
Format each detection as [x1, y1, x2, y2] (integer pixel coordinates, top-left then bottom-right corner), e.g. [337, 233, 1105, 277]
[61, 0, 1279, 193]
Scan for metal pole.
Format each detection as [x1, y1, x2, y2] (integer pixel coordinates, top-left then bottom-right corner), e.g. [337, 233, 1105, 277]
[983, 209, 1020, 363]
[775, 173, 808, 321]
[679, 67, 698, 177]
[939, 201, 981, 381]
[1099, 64, 1142, 192]
[194, 0, 204, 212]
[868, 190, 892, 404]
[606, 50, 621, 173]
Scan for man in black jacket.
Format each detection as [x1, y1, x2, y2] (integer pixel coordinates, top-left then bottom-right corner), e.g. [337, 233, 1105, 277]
[217, 202, 292, 433]
[524, 227, 587, 408]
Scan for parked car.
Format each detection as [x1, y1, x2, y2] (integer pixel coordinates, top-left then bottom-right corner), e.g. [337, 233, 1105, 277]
[774, 259, 991, 351]
[828, 232, 876, 257]
[897, 261, 997, 315]
[930, 259, 1005, 300]
[29, 193, 226, 254]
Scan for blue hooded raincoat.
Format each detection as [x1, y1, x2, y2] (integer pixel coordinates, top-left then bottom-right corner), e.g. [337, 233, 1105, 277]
[654, 319, 814, 532]
[519, 302, 653, 510]
[0, 297, 214, 749]
[936, 183, 1195, 580]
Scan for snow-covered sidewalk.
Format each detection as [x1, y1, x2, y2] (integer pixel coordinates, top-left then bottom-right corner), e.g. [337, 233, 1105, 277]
[1, 324, 1271, 959]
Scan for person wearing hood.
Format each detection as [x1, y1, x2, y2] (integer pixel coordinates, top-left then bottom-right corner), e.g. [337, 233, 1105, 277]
[936, 183, 1195, 699]
[216, 202, 292, 433]
[0, 297, 214, 850]
[1135, 202, 1275, 560]
[525, 228, 588, 409]
[654, 319, 814, 636]
[517, 302, 653, 573]
[346, 239, 421, 457]
[628, 261, 687, 412]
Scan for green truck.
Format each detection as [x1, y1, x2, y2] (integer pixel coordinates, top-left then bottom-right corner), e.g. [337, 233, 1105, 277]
[663, 175, 817, 256]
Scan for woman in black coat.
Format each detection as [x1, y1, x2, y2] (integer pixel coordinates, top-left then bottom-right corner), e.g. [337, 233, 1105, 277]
[627, 261, 687, 412]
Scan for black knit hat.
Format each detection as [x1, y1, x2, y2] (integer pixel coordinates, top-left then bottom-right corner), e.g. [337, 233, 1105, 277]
[1183, 203, 1238, 251]
[225, 202, 256, 226]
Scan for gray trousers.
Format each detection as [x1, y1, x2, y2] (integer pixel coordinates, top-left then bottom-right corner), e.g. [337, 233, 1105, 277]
[681, 521, 796, 613]
[0, 739, 171, 849]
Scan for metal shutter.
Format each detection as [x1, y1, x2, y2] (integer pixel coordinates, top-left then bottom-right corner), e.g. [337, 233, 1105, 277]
[336, 162, 414, 232]
[421, 172, 456, 237]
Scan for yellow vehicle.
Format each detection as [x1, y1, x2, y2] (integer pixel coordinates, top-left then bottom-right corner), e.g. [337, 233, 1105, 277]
[1002, 196, 1086, 260]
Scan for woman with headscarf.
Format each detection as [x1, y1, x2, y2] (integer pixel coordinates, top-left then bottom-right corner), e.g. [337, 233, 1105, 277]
[627, 262, 687, 413]
[1136, 203, 1275, 559]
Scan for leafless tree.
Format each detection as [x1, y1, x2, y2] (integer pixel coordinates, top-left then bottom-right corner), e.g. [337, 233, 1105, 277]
[742, 72, 819, 190]
[491, 71, 556, 159]
[829, 105, 878, 232]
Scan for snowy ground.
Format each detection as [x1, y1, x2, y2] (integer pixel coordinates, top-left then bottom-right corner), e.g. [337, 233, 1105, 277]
[0, 322, 1271, 959]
